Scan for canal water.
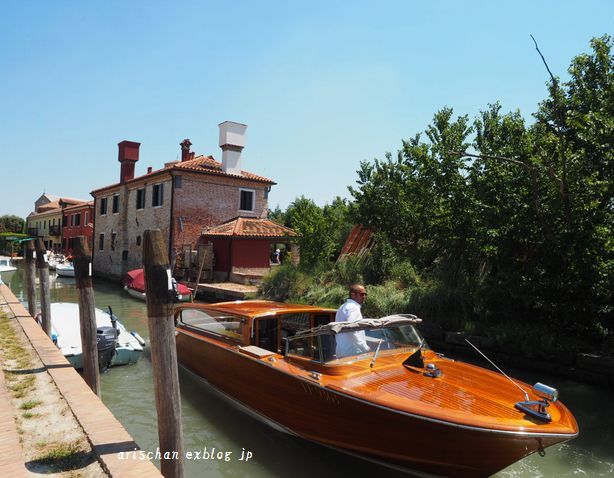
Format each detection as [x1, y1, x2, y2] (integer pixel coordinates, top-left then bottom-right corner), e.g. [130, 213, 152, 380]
[4, 267, 613, 477]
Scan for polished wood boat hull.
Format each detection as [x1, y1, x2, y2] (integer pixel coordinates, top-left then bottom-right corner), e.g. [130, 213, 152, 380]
[176, 330, 575, 477]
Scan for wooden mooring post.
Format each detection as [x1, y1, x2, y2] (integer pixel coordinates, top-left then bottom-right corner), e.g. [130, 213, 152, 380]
[143, 230, 184, 478]
[35, 239, 51, 337]
[25, 240, 37, 317]
[73, 236, 100, 396]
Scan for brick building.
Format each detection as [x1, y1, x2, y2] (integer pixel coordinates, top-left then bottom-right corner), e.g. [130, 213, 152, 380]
[61, 200, 94, 254]
[91, 121, 277, 279]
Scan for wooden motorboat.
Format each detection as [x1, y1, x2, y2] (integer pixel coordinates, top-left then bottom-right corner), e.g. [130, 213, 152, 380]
[174, 301, 578, 477]
[123, 268, 192, 302]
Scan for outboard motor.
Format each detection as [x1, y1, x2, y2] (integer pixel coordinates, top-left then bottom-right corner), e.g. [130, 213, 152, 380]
[97, 326, 117, 372]
[171, 278, 180, 301]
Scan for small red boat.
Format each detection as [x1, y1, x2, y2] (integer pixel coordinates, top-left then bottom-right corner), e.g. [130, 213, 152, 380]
[122, 268, 192, 302]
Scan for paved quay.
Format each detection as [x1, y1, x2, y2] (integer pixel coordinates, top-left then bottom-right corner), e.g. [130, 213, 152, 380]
[0, 365, 27, 477]
[0, 284, 162, 477]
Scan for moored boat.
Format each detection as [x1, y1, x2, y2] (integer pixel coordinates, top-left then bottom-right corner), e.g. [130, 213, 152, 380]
[56, 262, 75, 277]
[0, 256, 17, 283]
[43, 302, 145, 370]
[174, 300, 578, 477]
[123, 268, 192, 302]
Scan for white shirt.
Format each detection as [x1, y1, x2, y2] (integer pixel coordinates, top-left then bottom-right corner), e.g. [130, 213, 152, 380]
[335, 298, 369, 356]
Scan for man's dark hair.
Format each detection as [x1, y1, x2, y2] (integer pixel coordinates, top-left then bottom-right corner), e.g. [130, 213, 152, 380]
[349, 284, 364, 295]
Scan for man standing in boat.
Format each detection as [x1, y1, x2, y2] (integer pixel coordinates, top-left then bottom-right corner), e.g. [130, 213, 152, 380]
[335, 284, 370, 356]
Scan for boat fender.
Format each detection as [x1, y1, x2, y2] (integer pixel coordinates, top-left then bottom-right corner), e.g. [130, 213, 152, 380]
[51, 332, 58, 345]
[130, 331, 147, 347]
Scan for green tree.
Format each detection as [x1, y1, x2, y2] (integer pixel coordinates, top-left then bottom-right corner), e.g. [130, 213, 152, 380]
[349, 36, 613, 339]
[268, 205, 286, 225]
[350, 108, 474, 284]
[0, 215, 25, 234]
[283, 196, 351, 268]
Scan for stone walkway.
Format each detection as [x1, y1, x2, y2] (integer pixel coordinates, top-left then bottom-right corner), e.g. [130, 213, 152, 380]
[0, 365, 27, 477]
[0, 284, 162, 477]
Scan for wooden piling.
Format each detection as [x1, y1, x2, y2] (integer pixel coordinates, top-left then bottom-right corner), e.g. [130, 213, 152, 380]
[24, 240, 37, 317]
[35, 239, 51, 337]
[73, 236, 100, 396]
[143, 230, 184, 478]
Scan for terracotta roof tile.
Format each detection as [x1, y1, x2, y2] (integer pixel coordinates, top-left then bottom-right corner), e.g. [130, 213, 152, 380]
[203, 217, 298, 238]
[172, 155, 275, 184]
[92, 154, 274, 194]
[62, 201, 94, 212]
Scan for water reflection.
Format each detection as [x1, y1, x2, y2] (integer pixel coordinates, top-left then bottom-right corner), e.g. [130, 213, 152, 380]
[6, 265, 613, 477]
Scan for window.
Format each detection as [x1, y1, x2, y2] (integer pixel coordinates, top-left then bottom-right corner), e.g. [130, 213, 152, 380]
[136, 188, 145, 210]
[84, 211, 89, 224]
[100, 197, 107, 215]
[112, 195, 119, 214]
[257, 318, 279, 352]
[98, 233, 105, 251]
[179, 309, 244, 343]
[75, 213, 81, 226]
[136, 236, 141, 246]
[173, 176, 182, 188]
[122, 250, 128, 261]
[111, 232, 117, 251]
[63, 215, 68, 227]
[240, 188, 255, 211]
[152, 183, 164, 207]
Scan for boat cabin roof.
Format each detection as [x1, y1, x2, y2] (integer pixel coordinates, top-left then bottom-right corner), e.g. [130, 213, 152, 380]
[296, 315, 422, 336]
[190, 300, 336, 318]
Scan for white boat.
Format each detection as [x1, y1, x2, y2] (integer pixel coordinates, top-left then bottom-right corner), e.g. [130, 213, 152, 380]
[56, 263, 75, 277]
[47, 253, 66, 271]
[45, 303, 145, 370]
[0, 256, 17, 283]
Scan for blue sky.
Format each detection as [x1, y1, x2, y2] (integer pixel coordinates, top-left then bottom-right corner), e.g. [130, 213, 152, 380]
[1, 1, 611, 218]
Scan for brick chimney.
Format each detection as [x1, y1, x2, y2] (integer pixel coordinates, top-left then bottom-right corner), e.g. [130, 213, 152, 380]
[118, 140, 141, 184]
[180, 139, 194, 162]
[219, 121, 246, 175]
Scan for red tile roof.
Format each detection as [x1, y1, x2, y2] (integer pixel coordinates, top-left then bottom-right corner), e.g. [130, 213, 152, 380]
[91, 154, 275, 194]
[62, 200, 94, 212]
[174, 155, 275, 184]
[203, 217, 298, 238]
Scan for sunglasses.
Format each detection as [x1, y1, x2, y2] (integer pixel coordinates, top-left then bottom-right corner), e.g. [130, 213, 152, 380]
[352, 291, 367, 296]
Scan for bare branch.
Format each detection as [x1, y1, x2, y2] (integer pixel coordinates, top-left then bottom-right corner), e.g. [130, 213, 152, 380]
[531, 34, 572, 228]
[453, 151, 534, 171]
[530, 34, 558, 87]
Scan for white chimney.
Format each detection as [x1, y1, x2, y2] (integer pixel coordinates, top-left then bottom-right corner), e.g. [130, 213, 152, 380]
[218, 121, 247, 175]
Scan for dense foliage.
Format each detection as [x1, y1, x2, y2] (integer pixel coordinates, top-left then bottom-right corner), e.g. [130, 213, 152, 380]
[270, 196, 353, 268]
[263, 36, 613, 349]
[0, 215, 25, 234]
[349, 36, 613, 340]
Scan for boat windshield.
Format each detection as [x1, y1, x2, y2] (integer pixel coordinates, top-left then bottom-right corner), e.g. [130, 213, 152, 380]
[285, 324, 425, 364]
